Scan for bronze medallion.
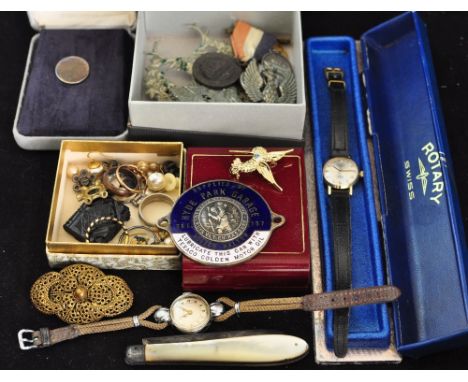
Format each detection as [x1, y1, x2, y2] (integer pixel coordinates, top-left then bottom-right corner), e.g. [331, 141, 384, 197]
[192, 52, 242, 89]
[55, 56, 90, 85]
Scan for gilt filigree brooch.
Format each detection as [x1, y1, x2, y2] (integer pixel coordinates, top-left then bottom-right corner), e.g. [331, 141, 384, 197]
[30, 264, 133, 324]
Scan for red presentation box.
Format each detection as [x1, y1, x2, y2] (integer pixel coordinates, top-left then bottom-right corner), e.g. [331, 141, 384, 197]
[182, 147, 311, 291]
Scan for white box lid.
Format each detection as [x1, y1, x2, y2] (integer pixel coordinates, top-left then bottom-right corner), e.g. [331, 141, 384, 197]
[27, 11, 136, 30]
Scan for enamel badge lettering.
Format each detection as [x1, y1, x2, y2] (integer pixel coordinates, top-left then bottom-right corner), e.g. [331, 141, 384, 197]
[157, 180, 285, 266]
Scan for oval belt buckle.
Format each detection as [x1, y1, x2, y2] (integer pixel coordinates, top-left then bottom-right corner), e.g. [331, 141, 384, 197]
[157, 180, 285, 267]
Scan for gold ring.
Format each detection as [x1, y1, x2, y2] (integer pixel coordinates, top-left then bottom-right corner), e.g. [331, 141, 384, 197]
[115, 165, 146, 194]
[102, 167, 134, 197]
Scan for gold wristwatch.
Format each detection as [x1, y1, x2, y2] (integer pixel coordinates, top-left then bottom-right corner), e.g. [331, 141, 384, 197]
[322, 67, 363, 358]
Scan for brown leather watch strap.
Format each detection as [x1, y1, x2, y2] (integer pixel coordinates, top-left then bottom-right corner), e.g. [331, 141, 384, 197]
[19, 305, 167, 350]
[302, 285, 401, 311]
[32, 326, 80, 348]
[214, 285, 401, 322]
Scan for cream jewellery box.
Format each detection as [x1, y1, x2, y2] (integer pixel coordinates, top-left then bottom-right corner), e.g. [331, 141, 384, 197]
[46, 140, 184, 270]
[13, 12, 136, 150]
[128, 11, 306, 143]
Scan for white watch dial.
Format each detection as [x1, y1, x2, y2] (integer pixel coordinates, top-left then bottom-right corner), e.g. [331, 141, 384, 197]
[169, 293, 212, 333]
[323, 157, 360, 190]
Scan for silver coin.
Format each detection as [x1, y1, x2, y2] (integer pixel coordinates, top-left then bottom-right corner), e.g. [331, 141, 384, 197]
[55, 56, 90, 85]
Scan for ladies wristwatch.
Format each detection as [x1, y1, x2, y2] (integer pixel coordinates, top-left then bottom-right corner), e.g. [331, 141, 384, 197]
[154, 293, 223, 333]
[322, 67, 362, 358]
[20, 286, 400, 349]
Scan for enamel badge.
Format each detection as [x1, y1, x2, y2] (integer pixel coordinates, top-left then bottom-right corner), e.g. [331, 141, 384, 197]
[158, 180, 285, 266]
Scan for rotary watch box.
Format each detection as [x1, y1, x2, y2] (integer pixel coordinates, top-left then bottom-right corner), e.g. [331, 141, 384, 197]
[307, 12, 468, 363]
[181, 147, 311, 291]
[128, 11, 306, 143]
[13, 12, 136, 150]
[45, 140, 184, 270]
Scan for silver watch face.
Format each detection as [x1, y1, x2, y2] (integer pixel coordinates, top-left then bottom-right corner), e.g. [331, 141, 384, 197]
[323, 157, 360, 190]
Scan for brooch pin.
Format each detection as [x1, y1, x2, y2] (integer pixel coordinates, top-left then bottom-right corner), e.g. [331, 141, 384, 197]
[229, 147, 293, 192]
[240, 52, 297, 104]
[30, 264, 133, 324]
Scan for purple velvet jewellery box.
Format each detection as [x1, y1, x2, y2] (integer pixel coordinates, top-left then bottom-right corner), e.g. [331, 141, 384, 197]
[12, 12, 136, 150]
[307, 12, 468, 363]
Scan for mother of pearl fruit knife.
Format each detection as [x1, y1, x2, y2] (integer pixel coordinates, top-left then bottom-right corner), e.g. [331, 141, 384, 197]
[125, 330, 309, 366]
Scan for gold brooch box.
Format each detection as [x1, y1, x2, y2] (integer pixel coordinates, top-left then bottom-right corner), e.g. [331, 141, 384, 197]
[46, 140, 184, 271]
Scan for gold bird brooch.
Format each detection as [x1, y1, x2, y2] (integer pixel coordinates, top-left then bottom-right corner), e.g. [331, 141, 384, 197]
[229, 147, 293, 192]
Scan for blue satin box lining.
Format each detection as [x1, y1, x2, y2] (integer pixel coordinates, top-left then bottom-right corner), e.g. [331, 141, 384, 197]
[362, 12, 468, 357]
[307, 36, 390, 350]
[307, 12, 468, 358]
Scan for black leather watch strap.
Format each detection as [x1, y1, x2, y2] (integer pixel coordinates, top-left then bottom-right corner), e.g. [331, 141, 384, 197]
[326, 68, 349, 157]
[330, 187, 352, 357]
[325, 67, 353, 358]
[330, 190, 351, 357]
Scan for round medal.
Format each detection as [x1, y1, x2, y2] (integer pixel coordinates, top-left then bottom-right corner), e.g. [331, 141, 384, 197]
[192, 53, 242, 89]
[55, 56, 90, 85]
[157, 180, 285, 266]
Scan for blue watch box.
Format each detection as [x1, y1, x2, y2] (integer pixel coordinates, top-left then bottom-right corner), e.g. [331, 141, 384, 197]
[307, 12, 468, 359]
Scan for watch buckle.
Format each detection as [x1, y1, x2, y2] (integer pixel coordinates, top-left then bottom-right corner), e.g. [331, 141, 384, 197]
[324, 67, 345, 89]
[18, 329, 38, 350]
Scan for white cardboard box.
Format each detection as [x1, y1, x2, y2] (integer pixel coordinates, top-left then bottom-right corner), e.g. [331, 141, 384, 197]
[129, 11, 306, 141]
